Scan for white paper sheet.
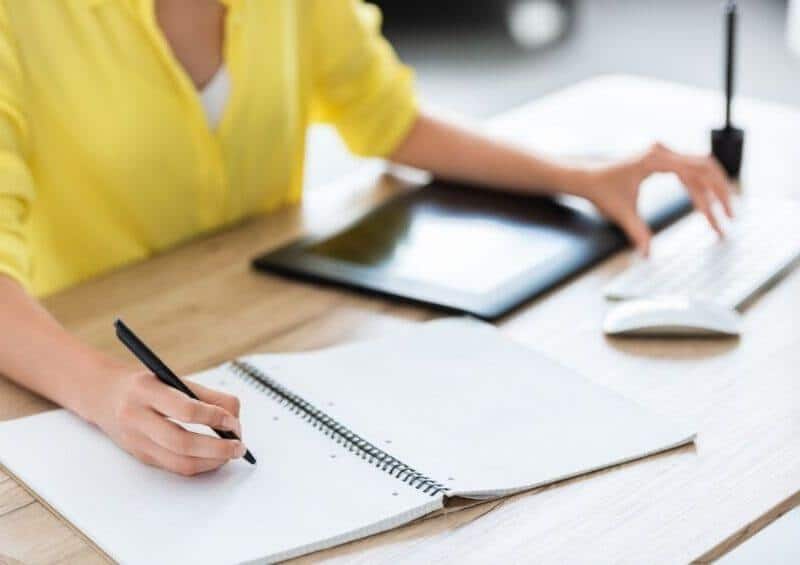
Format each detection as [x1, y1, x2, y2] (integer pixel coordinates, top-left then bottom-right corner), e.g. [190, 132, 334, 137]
[246, 318, 695, 498]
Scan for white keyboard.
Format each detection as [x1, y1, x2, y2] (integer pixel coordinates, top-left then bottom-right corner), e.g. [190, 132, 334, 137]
[604, 199, 800, 310]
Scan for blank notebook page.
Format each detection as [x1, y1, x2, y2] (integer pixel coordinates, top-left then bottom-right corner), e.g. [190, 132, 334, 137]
[0, 365, 440, 564]
[246, 318, 695, 498]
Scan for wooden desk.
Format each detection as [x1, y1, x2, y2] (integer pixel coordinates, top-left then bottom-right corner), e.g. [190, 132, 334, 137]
[1, 75, 798, 564]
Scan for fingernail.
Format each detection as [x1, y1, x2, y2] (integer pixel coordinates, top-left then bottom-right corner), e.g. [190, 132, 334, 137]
[223, 415, 238, 431]
[236, 442, 247, 458]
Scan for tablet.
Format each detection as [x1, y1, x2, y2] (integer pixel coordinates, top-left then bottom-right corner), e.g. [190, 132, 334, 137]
[253, 177, 691, 319]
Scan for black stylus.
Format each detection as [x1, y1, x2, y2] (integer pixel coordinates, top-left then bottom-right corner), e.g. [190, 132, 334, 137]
[724, 0, 736, 129]
[711, 0, 744, 179]
[114, 319, 257, 465]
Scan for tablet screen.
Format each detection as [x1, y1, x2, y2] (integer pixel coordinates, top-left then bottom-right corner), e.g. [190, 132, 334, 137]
[308, 192, 574, 294]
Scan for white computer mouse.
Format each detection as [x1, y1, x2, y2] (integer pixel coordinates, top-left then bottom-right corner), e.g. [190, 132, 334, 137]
[603, 296, 742, 337]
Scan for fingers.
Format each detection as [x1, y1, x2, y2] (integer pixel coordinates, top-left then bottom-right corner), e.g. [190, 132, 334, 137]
[139, 436, 229, 477]
[704, 157, 734, 218]
[688, 187, 723, 236]
[601, 143, 731, 255]
[144, 383, 241, 435]
[109, 372, 247, 477]
[647, 142, 733, 220]
[187, 381, 241, 418]
[617, 210, 653, 257]
[139, 409, 247, 460]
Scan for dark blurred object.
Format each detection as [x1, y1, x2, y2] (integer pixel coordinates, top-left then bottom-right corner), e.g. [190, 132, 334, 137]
[375, 0, 509, 25]
[712, 127, 744, 179]
[376, 0, 575, 49]
[711, 1, 744, 179]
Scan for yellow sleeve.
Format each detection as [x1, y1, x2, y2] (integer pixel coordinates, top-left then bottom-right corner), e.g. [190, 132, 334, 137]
[0, 3, 34, 289]
[310, 0, 418, 157]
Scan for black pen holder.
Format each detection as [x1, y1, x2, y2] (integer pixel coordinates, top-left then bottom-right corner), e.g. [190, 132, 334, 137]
[711, 126, 744, 179]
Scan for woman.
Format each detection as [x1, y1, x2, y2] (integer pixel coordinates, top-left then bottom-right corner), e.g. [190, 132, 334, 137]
[0, 0, 730, 476]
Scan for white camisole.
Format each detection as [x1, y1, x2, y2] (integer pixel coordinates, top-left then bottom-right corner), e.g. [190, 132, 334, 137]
[199, 64, 230, 129]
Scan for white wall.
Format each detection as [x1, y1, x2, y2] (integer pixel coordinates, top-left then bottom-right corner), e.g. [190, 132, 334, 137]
[789, 0, 800, 57]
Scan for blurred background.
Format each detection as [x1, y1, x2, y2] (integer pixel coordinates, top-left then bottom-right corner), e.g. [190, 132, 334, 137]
[305, 0, 798, 189]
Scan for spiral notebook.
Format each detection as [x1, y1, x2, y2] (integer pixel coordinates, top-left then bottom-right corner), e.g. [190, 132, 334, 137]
[0, 318, 695, 564]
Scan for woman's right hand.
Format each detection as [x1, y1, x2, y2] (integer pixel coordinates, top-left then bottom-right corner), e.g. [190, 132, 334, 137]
[0, 276, 246, 476]
[89, 368, 246, 476]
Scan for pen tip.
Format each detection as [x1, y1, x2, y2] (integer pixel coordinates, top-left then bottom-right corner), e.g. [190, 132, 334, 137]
[244, 451, 257, 465]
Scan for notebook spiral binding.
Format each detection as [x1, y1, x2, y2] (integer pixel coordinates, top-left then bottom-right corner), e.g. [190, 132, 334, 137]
[230, 360, 450, 497]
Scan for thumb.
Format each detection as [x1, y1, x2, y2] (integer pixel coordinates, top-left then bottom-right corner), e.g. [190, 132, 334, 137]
[617, 209, 652, 256]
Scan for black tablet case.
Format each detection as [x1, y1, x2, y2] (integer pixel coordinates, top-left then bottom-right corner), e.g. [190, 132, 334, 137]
[253, 180, 690, 320]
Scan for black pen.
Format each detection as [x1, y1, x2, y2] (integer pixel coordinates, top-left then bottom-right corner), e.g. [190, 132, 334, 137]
[114, 319, 256, 465]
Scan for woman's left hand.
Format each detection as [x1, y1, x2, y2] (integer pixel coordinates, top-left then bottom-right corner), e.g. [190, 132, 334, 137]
[581, 142, 733, 256]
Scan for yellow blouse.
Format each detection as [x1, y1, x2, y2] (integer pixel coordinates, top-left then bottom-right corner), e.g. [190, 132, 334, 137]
[0, 0, 417, 296]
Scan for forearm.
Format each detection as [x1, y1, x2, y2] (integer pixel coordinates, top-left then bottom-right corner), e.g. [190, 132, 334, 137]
[390, 111, 592, 198]
[0, 275, 248, 475]
[0, 275, 127, 421]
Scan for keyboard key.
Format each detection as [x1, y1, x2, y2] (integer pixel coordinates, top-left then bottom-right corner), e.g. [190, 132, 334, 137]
[603, 199, 800, 309]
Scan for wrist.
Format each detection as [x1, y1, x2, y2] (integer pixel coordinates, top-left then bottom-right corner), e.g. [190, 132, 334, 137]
[519, 154, 595, 199]
[557, 165, 595, 199]
[67, 353, 131, 424]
